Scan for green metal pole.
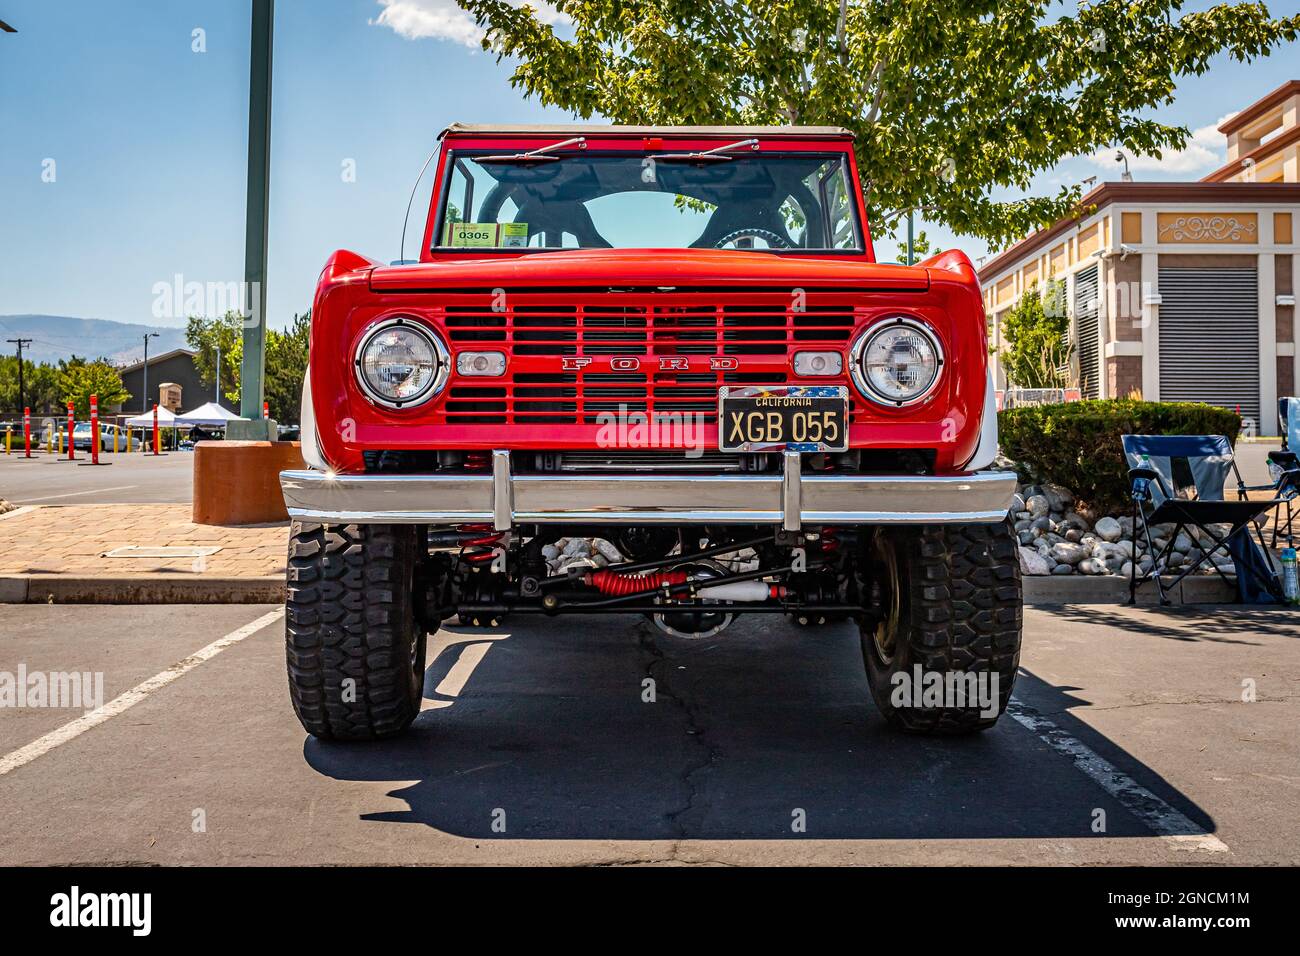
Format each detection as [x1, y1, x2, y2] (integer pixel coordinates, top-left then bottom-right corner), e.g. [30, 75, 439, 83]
[906, 210, 914, 266]
[239, 0, 273, 434]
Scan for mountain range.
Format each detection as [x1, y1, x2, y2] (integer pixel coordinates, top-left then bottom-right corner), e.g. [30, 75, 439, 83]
[0, 315, 190, 366]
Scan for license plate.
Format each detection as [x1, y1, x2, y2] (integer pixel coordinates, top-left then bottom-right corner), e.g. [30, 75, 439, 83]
[718, 385, 849, 453]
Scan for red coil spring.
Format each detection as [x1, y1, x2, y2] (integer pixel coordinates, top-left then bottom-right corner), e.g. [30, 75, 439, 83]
[461, 524, 504, 566]
[585, 569, 689, 595]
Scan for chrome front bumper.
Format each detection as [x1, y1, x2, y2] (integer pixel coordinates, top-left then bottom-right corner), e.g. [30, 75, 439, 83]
[280, 451, 1015, 529]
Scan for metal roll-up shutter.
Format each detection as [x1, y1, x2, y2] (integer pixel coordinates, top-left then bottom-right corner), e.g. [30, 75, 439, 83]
[1157, 266, 1258, 423]
[1074, 264, 1100, 399]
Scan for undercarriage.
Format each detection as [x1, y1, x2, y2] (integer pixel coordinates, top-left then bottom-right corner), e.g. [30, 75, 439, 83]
[423, 524, 861, 635]
[284, 515, 1023, 741]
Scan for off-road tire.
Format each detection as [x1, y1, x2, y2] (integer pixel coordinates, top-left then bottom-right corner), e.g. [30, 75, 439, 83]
[860, 522, 1021, 734]
[285, 522, 427, 740]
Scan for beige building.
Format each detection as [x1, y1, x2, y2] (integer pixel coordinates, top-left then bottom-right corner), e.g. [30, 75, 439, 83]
[979, 81, 1300, 434]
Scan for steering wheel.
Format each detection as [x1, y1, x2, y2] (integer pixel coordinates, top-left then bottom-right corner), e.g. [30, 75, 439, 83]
[714, 227, 791, 250]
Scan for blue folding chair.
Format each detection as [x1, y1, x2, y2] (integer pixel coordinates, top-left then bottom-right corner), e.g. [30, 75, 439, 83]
[1123, 434, 1284, 605]
[1240, 397, 1300, 546]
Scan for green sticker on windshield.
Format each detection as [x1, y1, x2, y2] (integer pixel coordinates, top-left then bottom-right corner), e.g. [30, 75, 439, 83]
[499, 222, 529, 247]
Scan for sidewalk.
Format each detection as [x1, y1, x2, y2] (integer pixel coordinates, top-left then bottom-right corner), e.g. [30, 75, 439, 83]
[0, 504, 285, 603]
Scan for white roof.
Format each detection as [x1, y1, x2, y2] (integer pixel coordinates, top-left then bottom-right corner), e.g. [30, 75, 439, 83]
[175, 402, 248, 427]
[441, 123, 854, 139]
[123, 406, 179, 427]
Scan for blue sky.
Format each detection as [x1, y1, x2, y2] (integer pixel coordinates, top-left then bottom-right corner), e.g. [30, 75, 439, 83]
[1, 0, 1298, 339]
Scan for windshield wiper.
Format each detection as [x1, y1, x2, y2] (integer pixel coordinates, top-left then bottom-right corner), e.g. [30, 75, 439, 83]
[650, 138, 760, 163]
[478, 136, 588, 164]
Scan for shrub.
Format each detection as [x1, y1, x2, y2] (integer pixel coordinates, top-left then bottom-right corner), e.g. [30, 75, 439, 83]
[998, 399, 1242, 513]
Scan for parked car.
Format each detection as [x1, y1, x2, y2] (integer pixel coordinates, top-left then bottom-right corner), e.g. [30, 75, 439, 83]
[71, 421, 126, 452]
[279, 123, 1021, 741]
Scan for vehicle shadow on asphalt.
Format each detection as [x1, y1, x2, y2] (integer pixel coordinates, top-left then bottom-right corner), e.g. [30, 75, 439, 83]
[303, 615, 1217, 842]
[1042, 603, 1298, 645]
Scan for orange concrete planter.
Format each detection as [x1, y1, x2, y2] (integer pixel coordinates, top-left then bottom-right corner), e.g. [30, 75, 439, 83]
[193, 440, 306, 526]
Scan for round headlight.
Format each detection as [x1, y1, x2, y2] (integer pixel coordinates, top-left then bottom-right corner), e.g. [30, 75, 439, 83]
[851, 317, 943, 406]
[354, 319, 448, 408]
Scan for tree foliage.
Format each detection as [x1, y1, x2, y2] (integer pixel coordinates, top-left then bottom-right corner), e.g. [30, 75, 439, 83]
[185, 311, 311, 424]
[459, 0, 1298, 246]
[265, 312, 311, 425]
[185, 311, 244, 405]
[998, 278, 1073, 388]
[56, 356, 131, 418]
[0, 356, 60, 415]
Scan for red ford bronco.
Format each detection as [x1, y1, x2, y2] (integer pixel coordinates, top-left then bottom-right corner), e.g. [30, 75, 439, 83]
[280, 124, 1021, 740]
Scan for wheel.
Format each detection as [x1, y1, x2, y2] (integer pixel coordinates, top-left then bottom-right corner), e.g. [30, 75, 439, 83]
[285, 522, 427, 740]
[859, 522, 1021, 734]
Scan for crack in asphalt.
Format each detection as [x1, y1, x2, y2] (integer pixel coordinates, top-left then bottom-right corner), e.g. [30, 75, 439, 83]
[1025, 693, 1300, 715]
[635, 618, 722, 857]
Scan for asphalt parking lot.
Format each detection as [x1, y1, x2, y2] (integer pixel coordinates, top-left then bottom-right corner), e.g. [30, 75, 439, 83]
[0, 450, 194, 505]
[0, 602, 1295, 865]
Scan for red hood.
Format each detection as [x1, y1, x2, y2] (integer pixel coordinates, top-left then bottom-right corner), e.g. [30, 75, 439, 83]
[368, 249, 931, 291]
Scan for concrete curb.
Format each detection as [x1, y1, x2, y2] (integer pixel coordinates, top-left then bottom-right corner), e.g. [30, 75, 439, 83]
[0, 571, 1243, 605]
[1024, 574, 1237, 605]
[0, 575, 285, 604]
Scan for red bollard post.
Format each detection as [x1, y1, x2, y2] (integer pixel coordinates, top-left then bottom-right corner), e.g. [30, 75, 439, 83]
[152, 404, 160, 455]
[66, 402, 76, 461]
[23, 407, 31, 458]
[90, 394, 100, 465]
[263, 400, 269, 420]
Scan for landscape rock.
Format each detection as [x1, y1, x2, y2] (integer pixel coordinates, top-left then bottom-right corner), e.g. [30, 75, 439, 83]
[1094, 516, 1123, 542]
[1018, 546, 1051, 576]
[1050, 542, 1091, 566]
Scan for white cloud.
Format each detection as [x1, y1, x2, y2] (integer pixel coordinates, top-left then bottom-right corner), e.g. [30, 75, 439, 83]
[371, 0, 563, 49]
[1087, 113, 1236, 176]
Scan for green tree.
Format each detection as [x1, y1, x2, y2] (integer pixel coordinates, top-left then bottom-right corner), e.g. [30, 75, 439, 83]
[998, 278, 1073, 389]
[186, 311, 243, 405]
[184, 310, 310, 423]
[460, 0, 1298, 247]
[56, 356, 131, 418]
[265, 311, 311, 425]
[0, 356, 61, 415]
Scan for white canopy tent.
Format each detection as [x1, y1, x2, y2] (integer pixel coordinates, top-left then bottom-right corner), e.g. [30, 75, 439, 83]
[123, 406, 179, 427]
[175, 402, 248, 427]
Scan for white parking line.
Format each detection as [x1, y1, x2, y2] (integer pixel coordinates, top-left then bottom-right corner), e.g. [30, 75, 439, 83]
[20, 485, 138, 502]
[0, 608, 284, 778]
[1007, 700, 1230, 853]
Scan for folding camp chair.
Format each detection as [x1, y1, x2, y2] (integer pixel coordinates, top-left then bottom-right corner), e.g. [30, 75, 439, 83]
[1123, 434, 1284, 605]
[1239, 397, 1300, 546]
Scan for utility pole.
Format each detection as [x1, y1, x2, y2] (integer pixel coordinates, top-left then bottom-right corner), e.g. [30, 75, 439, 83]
[6, 338, 33, 414]
[235, 0, 275, 439]
[141, 332, 159, 413]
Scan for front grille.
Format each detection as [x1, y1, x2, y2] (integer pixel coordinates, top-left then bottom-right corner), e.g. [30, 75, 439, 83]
[438, 291, 862, 427]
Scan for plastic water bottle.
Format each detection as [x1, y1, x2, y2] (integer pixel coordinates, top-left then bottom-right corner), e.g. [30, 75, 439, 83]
[1282, 540, 1299, 606]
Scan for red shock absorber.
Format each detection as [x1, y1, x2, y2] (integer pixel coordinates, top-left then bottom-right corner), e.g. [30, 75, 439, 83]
[585, 569, 689, 595]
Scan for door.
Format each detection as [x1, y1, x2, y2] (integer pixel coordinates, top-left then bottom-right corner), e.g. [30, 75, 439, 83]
[1157, 266, 1259, 424]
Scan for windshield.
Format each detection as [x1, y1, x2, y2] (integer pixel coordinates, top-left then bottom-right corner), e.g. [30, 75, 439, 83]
[434, 150, 862, 252]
